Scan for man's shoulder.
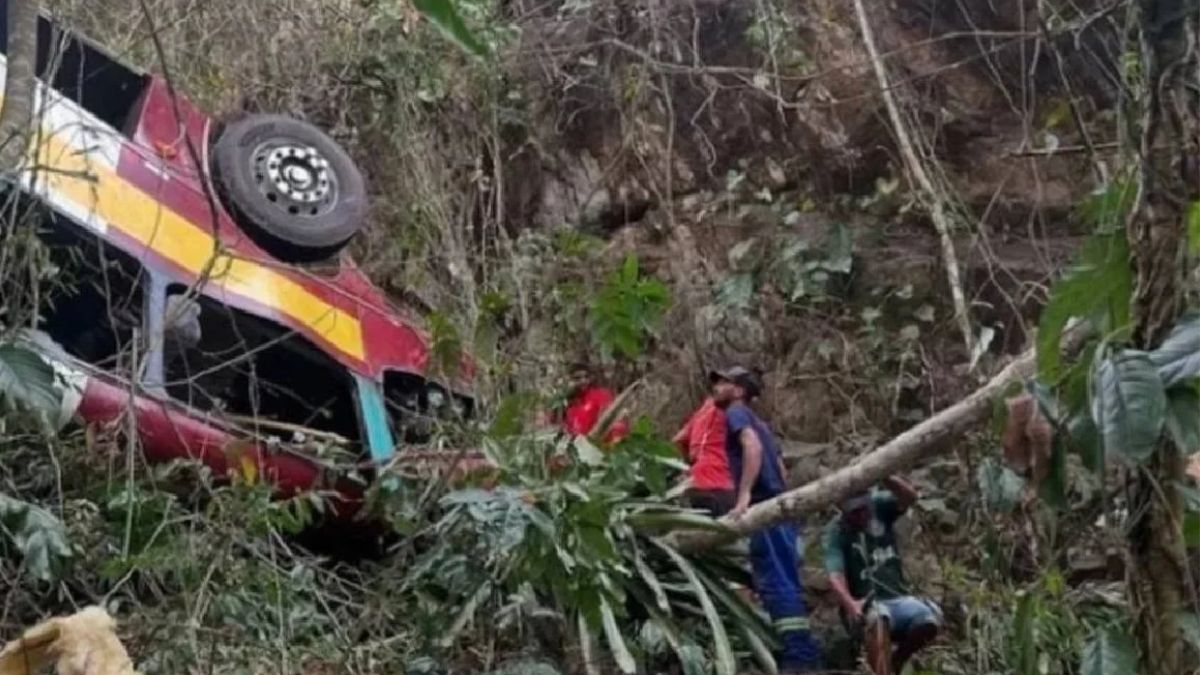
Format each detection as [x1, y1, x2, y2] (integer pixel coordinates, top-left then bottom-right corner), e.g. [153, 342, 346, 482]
[725, 403, 755, 428]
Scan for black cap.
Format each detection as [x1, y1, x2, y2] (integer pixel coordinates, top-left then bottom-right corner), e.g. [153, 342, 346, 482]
[708, 366, 763, 399]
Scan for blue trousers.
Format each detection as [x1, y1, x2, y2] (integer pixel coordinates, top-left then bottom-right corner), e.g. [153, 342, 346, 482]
[749, 523, 823, 670]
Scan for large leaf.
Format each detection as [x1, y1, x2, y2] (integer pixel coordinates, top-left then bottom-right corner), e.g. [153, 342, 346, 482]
[1079, 628, 1137, 675]
[0, 493, 72, 582]
[0, 343, 62, 422]
[716, 273, 756, 309]
[691, 558, 776, 644]
[1165, 384, 1200, 454]
[600, 598, 636, 674]
[1150, 311, 1200, 387]
[412, 0, 490, 58]
[676, 645, 708, 675]
[630, 541, 670, 613]
[1068, 410, 1103, 472]
[577, 613, 600, 675]
[1038, 437, 1069, 510]
[1091, 350, 1167, 463]
[976, 459, 1025, 514]
[692, 563, 778, 674]
[1011, 592, 1037, 675]
[1186, 511, 1200, 548]
[1038, 234, 1131, 381]
[1179, 612, 1200, 652]
[1178, 483, 1200, 512]
[655, 540, 736, 675]
[625, 509, 733, 534]
[737, 622, 778, 675]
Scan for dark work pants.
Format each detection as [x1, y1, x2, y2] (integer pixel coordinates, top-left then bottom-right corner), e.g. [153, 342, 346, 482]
[750, 523, 823, 670]
[684, 488, 736, 517]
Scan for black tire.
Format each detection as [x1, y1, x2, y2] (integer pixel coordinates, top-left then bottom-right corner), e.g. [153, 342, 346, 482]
[212, 114, 366, 262]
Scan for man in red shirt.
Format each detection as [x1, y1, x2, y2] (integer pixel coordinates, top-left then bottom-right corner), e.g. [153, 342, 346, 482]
[673, 396, 736, 516]
[561, 362, 629, 444]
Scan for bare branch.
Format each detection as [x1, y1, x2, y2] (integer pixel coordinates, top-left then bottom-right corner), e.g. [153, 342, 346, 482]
[852, 0, 976, 360]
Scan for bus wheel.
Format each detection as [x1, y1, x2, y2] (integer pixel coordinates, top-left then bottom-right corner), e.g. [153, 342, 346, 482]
[212, 114, 366, 262]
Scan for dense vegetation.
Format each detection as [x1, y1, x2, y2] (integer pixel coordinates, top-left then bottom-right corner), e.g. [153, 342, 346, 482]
[2, 0, 1200, 673]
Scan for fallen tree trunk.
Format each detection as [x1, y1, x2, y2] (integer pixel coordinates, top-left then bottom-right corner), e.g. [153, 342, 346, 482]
[674, 326, 1089, 551]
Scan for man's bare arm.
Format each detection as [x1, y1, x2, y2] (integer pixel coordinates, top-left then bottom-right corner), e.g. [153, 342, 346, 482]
[883, 474, 920, 512]
[672, 423, 691, 458]
[734, 427, 763, 514]
[828, 573, 862, 616]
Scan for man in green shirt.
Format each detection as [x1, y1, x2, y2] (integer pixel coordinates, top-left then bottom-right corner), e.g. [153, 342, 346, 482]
[823, 475, 941, 674]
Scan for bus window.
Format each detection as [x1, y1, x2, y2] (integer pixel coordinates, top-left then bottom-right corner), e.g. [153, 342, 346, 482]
[382, 371, 471, 445]
[0, 6, 148, 135]
[162, 294, 363, 446]
[38, 220, 146, 371]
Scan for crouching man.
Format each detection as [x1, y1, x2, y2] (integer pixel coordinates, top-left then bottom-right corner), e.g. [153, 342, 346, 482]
[822, 475, 941, 675]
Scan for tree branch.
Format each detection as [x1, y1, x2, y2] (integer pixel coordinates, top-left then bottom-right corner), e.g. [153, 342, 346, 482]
[852, 0, 976, 359]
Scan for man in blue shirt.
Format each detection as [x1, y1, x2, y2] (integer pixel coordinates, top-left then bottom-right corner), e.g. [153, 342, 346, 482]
[710, 366, 823, 673]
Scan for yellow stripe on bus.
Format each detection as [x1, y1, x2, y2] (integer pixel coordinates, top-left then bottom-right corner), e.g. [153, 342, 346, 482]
[26, 119, 366, 362]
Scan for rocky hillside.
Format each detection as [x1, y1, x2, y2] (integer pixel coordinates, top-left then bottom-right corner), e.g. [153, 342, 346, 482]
[58, 0, 1112, 435]
[3, 0, 1152, 672]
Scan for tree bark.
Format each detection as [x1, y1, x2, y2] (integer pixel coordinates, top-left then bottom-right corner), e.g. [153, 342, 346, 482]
[0, 0, 39, 175]
[1125, 2, 1198, 672]
[673, 325, 1088, 551]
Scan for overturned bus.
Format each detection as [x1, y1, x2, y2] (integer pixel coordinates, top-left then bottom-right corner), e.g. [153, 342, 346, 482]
[0, 5, 476, 518]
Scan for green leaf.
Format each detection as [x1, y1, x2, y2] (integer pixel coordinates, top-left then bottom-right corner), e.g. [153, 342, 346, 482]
[677, 644, 709, 675]
[820, 222, 854, 274]
[630, 543, 670, 613]
[574, 435, 605, 467]
[1166, 384, 1200, 454]
[439, 583, 491, 647]
[1038, 437, 1068, 509]
[1186, 201, 1200, 254]
[489, 393, 537, 437]
[1011, 592, 1037, 675]
[728, 238, 758, 270]
[0, 494, 72, 582]
[638, 620, 671, 658]
[1177, 483, 1200, 512]
[1068, 409, 1103, 471]
[692, 562, 776, 643]
[427, 312, 464, 377]
[412, 0, 490, 57]
[600, 598, 636, 674]
[1079, 628, 1137, 675]
[1037, 233, 1131, 381]
[1150, 311, 1200, 387]
[625, 510, 732, 534]
[976, 459, 1025, 514]
[0, 343, 62, 422]
[577, 613, 599, 675]
[654, 540, 736, 675]
[1185, 511, 1200, 548]
[1179, 612, 1200, 651]
[717, 273, 756, 308]
[1091, 350, 1167, 462]
[737, 622, 778, 675]
[1078, 179, 1136, 228]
